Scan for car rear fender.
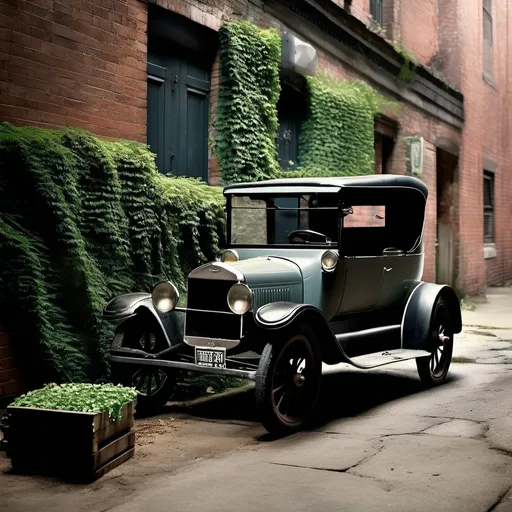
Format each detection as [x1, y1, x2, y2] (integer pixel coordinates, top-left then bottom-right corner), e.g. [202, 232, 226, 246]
[254, 302, 344, 364]
[401, 282, 462, 351]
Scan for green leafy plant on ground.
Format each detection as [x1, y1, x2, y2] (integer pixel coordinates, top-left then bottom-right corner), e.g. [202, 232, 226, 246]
[11, 383, 137, 420]
[0, 123, 225, 386]
[460, 296, 476, 311]
[215, 20, 281, 184]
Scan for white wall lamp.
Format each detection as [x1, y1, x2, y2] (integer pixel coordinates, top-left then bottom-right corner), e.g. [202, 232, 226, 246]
[281, 31, 318, 77]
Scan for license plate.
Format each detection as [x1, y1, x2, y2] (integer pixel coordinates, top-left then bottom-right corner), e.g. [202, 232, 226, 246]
[195, 347, 226, 369]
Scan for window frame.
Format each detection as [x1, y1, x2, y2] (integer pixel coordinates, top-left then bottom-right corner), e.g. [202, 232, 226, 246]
[226, 194, 342, 250]
[483, 170, 495, 244]
[483, 0, 493, 45]
[370, 0, 384, 26]
[483, 0, 494, 80]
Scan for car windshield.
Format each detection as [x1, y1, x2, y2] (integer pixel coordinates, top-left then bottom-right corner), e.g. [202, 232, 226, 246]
[229, 193, 340, 246]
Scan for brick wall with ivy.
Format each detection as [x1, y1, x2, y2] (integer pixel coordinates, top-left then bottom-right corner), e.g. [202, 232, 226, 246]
[0, 123, 225, 386]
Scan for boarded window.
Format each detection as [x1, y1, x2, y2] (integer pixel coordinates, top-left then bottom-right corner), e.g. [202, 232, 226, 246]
[483, 171, 494, 243]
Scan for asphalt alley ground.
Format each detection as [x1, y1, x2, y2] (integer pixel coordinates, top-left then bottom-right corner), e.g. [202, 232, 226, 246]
[1, 287, 512, 512]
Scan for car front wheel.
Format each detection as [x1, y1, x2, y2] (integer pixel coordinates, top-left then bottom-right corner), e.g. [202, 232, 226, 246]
[255, 324, 322, 436]
[110, 318, 176, 416]
[416, 297, 454, 386]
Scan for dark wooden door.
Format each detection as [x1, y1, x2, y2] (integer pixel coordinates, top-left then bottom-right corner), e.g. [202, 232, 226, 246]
[147, 50, 210, 180]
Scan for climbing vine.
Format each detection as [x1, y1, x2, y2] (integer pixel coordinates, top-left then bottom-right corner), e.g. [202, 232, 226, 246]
[393, 41, 418, 83]
[289, 75, 393, 178]
[0, 123, 224, 386]
[215, 20, 281, 184]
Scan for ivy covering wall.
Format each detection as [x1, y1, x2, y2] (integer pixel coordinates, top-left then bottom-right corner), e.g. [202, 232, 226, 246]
[215, 21, 281, 184]
[293, 76, 390, 177]
[216, 21, 393, 183]
[0, 123, 224, 386]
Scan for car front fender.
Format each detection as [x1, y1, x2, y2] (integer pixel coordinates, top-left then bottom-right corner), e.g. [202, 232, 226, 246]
[401, 282, 462, 351]
[103, 292, 152, 321]
[104, 293, 185, 350]
[254, 302, 344, 364]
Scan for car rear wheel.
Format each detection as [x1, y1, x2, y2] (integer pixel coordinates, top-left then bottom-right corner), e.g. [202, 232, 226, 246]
[416, 298, 454, 386]
[255, 324, 322, 436]
[110, 318, 176, 416]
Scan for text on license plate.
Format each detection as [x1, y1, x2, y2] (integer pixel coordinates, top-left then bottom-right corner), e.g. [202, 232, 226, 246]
[195, 347, 226, 368]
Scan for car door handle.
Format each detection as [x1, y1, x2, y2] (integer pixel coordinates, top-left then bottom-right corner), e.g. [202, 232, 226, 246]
[384, 267, 393, 272]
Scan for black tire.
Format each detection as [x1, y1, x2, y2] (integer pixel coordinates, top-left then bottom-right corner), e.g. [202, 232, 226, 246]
[416, 297, 454, 386]
[109, 317, 177, 416]
[255, 323, 322, 436]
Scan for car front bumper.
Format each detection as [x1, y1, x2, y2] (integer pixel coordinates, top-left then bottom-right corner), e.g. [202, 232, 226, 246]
[107, 354, 257, 381]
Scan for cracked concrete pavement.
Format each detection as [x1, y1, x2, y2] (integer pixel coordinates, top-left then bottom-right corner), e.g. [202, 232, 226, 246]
[1, 287, 512, 511]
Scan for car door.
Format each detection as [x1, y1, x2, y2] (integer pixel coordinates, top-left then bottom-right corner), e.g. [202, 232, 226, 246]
[337, 255, 385, 313]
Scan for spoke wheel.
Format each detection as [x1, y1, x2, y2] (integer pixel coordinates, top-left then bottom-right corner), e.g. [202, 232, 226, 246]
[416, 299, 454, 386]
[110, 317, 176, 416]
[255, 324, 322, 436]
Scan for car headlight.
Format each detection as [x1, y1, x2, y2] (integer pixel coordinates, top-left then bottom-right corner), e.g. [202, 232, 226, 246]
[321, 250, 339, 272]
[221, 249, 239, 263]
[152, 281, 179, 313]
[227, 283, 253, 315]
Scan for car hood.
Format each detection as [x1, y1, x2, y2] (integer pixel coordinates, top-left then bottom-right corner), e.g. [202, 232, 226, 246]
[229, 256, 303, 289]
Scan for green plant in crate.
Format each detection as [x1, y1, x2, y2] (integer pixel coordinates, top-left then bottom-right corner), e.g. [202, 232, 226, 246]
[11, 383, 137, 421]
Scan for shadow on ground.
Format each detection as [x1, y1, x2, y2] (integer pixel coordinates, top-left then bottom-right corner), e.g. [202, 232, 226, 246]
[163, 368, 460, 436]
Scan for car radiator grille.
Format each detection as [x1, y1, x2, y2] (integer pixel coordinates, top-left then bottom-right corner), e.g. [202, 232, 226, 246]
[253, 287, 291, 309]
[185, 277, 241, 341]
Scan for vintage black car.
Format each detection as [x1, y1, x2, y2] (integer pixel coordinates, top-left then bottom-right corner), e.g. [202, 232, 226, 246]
[103, 175, 461, 435]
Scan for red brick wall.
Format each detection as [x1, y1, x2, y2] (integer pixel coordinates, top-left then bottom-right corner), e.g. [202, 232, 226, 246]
[400, 0, 438, 66]
[0, 0, 148, 141]
[437, 0, 460, 88]
[339, 0, 370, 23]
[0, 330, 22, 401]
[341, 1, 437, 67]
[448, 0, 512, 293]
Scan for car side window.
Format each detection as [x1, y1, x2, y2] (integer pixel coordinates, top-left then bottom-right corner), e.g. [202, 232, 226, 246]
[231, 196, 268, 245]
[343, 205, 385, 228]
[342, 204, 388, 257]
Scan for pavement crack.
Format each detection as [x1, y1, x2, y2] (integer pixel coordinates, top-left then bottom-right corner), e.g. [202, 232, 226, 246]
[268, 461, 349, 473]
[490, 446, 512, 458]
[487, 484, 512, 511]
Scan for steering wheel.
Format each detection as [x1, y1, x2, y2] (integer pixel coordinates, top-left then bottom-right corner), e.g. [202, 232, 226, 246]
[287, 229, 331, 244]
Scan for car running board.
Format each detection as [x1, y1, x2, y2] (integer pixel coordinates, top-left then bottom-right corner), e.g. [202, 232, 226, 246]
[345, 348, 431, 370]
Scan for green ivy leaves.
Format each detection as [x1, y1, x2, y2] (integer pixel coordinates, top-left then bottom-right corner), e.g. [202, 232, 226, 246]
[216, 20, 394, 183]
[215, 21, 281, 184]
[0, 123, 225, 385]
[296, 76, 388, 178]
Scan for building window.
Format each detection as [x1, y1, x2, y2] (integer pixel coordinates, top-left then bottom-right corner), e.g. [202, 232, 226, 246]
[483, 0, 493, 76]
[370, 0, 383, 25]
[146, 6, 217, 179]
[483, 170, 494, 243]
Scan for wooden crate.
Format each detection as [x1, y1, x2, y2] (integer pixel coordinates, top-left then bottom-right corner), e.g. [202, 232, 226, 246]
[2, 399, 136, 482]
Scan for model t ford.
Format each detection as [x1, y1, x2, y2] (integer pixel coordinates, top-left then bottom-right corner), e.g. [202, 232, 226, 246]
[104, 175, 461, 435]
